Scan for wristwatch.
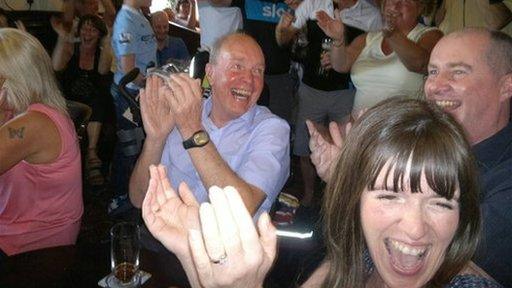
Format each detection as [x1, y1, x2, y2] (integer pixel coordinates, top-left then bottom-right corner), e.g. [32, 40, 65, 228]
[183, 130, 210, 150]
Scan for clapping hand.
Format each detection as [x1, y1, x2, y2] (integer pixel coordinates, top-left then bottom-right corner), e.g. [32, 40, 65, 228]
[142, 165, 200, 259]
[306, 120, 347, 182]
[166, 74, 203, 136]
[140, 76, 176, 141]
[188, 186, 277, 288]
[316, 10, 344, 41]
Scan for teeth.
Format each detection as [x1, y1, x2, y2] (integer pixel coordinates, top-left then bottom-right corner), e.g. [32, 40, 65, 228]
[231, 88, 251, 97]
[390, 240, 426, 257]
[435, 100, 457, 108]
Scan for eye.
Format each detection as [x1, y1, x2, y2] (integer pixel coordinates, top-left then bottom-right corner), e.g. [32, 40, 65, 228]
[232, 64, 243, 70]
[433, 200, 456, 211]
[252, 68, 264, 76]
[427, 68, 438, 77]
[376, 194, 398, 201]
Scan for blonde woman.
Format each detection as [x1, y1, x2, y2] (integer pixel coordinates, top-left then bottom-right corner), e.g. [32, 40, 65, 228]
[0, 29, 83, 257]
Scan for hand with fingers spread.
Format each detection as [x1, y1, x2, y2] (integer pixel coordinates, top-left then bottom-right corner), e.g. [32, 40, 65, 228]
[306, 120, 348, 182]
[140, 76, 175, 141]
[316, 10, 344, 41]
[166, 73, 203, 136]
[187, 186, 277, 288]
[277, 11, 295, 31]
[141, 165, 201, 259]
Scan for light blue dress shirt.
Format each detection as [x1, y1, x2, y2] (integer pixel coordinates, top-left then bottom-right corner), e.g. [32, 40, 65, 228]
[161, 97, 290, 218]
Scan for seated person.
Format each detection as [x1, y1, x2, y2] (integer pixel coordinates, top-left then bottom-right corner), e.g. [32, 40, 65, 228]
[129, 32, 290, 218]
[0, 29, 83, 256]
[142, 97, 502, 287]
[52, 14, 112, 186]
[309, 28, 512, 286]
[151, 11, 190, 65]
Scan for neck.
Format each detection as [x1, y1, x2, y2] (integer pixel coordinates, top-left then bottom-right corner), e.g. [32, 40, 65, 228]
[471, 108, 510, 145]
[157, 36, 167, 49]
[124, 0, 140, 9]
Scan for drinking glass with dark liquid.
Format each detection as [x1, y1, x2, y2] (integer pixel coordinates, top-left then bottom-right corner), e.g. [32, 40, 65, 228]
[318, 37, 333, 77]
[108, 222, 141, 288]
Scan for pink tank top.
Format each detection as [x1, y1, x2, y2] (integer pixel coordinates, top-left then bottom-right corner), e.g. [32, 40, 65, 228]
[0, 103, 83, 256]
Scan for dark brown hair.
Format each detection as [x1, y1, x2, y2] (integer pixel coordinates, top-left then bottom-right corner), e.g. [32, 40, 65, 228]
[321, 97, 480, 287]
[77, 14, 107, 41]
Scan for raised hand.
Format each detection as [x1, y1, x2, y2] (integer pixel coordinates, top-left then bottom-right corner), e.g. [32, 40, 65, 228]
[166, 73, 203, 136]
[316, 10, 344, 41]
[306, 120, 348, 182]
[382, 10, 399, 37]
[140, 76, 176, 141]
[187, 186, 277, 288]
[142, 165, 200, 259]
[277, 11, 295, 30]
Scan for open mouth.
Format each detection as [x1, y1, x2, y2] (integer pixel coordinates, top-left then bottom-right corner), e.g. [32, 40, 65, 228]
[231, 88, 251, 102]
[385, 238, 429, 276]
[434, 100, 461, 111]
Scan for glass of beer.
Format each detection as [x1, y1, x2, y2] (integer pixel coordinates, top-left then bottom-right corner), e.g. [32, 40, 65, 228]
[108, 222, 141, 287]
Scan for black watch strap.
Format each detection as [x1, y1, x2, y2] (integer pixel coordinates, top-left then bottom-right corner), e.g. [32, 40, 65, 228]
[183, 130, 210, 150]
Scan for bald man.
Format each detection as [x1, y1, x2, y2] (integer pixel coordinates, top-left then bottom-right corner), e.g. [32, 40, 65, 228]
[151, 11, 190, 65]
[129, 32, 290, 217]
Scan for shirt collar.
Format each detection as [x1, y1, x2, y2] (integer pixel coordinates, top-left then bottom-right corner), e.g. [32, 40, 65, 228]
[121, 4, 142, 15]
[473, 122, 512, 170]
[201, 94, 257, 129]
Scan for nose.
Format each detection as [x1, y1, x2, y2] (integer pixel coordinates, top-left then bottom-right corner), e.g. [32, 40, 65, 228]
[399, 202, 428, 241]
[425, 72, 451, 98]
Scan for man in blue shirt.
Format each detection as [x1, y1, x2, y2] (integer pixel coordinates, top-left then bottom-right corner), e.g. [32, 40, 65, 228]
[110, 0, 157, 213]
[151, 11, 190, 66]
[129, 32, 290, 218]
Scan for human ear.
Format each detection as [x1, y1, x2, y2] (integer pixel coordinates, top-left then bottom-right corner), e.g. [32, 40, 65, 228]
[499, 73, 512, 102]
[205, 63, 214, 85]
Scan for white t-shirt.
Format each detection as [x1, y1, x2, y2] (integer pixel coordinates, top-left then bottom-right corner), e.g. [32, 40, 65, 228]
[351, 24, 438, 110]
[198, 1, 243, 50]
[340, 0, 383, 32]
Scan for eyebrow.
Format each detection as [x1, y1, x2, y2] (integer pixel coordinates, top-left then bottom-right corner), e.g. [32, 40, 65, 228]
[447, 62, 473, 71]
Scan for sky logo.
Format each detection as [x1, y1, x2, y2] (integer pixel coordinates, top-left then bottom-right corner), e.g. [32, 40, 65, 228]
[245, 0, 289, 24]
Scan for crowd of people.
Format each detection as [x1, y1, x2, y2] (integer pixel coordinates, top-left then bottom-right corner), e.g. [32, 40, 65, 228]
[0, 0, 511, 287]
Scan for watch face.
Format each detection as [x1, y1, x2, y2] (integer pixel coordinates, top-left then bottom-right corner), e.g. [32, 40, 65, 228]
[193, 132, 209, 146]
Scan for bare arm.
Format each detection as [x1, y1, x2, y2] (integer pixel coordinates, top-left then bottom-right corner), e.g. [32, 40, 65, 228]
[316, 11, 366, 73]
[52, 35, 74, 72]
[51, 16, 74, 71]
[120, 54, 146, 87]
[385, 29, 443, 74]
[434, 0, 446, 27]
[99, 0, 116, 28]
[0, 111, 61, 175]
[98, 35, 113, 75]
[129, 77, 176, 207]
[275, 12, 299, 47]
[487, 2, 512, 30]
[329, 34, 366, 73]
